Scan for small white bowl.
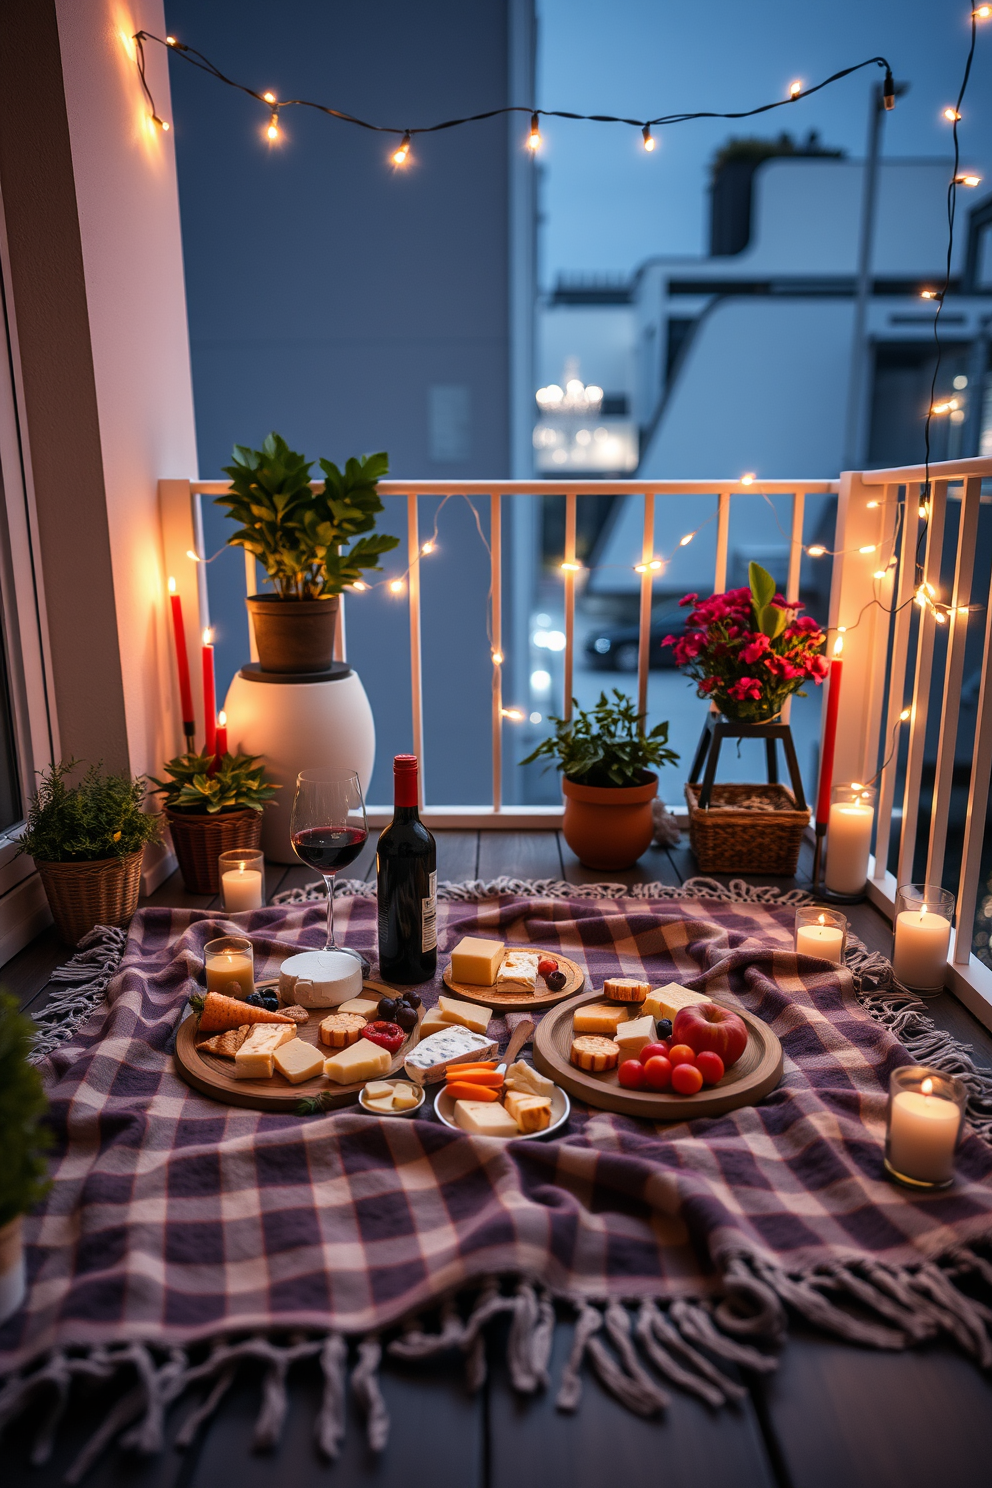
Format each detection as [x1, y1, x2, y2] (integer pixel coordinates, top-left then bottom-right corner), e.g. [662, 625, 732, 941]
[358, 1080, 425, 1118]
[434, 1080, 570, 1139]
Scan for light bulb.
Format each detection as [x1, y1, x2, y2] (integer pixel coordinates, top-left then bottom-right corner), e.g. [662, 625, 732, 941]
[975, 5, 992, 17]
[679, 533, 694, 547]
[266, 112, 280, 141]
[789, 80, 802, 99]
[186, 549, 201, 562]
[956, 174, 981, 187]
[808, 545, 826, 557]
[900, 709, 911, 721]
[859, 545, 877, 554]
[873, 570, 886, 580]
[351, 580, 368, 592]
[920, 289, 938, 300]
[492, 650, 503, 665]
[389, 579, 404, 594]
[421, 541, 434, 555]
[263, 92, 276, 104]
[527, 113, 541, 151]
[501, 708, 525, 722]
[166, 36, 178, 47]
[943, 107, 961, 122]
[642, 124, 655, 151]
[934, 611, 947, 624]
[649, 559, 662, 570]
[741, 472, 755, 485]
[391, 132, 411, 166]
[560, 561, 581, 572]
[151, 115, 170, 132]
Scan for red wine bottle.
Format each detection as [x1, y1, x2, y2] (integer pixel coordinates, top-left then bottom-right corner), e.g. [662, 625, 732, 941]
[376, 755, 437, 984]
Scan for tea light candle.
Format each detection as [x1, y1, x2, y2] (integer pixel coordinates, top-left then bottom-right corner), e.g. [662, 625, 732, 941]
[205, 946, 254, 997]
[887, 1077, 961, 1185]
[796, 914, 845, 963]
[825, 789, 875, 897]
[221, 866, 263, 913]
[893, 905, 951, 991]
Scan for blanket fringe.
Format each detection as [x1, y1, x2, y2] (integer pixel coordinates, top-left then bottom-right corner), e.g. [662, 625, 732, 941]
[28, 925, 128, 1063]
[273, 875, 813, 907]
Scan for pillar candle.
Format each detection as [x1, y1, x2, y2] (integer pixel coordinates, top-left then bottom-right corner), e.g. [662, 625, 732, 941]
[167, 578, 195, 741]
[893, 906, 951, 989]
[221, 867, 264, 912]
[815, 639, 844, 827]
[888, 1084, 960, 1184]
[215, 711, 228, 760]
[202, 629, 216, 759]
[825, 801, 874, 895]
[796, 917, 845, 963]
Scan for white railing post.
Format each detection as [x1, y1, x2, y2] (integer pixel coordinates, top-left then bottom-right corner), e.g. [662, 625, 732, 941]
[637, 490, 654, 718]
[491, 492, 502, 812]
[897, 481, 947, 887]
[780, 489, 805, 726]
[713, 491, 730, 593]
[955, 556, 992, 965]
[406, 492, 425, 808]
[244, 550, 259, 662]
[563, 491, 577, 722]
[872, 487, 918, 884]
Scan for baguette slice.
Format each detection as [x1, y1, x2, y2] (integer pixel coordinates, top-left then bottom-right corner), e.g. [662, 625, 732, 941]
[195, 1024, 250, 1058]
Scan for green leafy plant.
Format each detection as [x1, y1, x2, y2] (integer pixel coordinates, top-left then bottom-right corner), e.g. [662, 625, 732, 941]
[521, 689, 679, 788]
[0, 994, 51, 1227]
[17, 760, 160, 864]
[216, 433, 400, 598]
[150, 751, 279, 815]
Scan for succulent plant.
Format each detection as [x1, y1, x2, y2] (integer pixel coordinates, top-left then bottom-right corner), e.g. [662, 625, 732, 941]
[150, 751, 279, 815]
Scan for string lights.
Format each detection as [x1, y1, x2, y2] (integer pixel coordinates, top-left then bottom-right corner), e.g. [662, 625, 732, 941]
[132, 30, 895, 167]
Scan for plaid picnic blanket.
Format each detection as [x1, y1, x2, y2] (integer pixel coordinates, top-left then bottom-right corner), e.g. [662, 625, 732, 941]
[3, 881, 992, 1475]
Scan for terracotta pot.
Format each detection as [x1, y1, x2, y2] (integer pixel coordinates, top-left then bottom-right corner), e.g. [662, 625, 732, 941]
[561, 773, 658, 870]
[36, 850, 144, 946]
[0, 1216, 26, 1324]
[166, 807, 263, 894]
[246, 594, 339, 674]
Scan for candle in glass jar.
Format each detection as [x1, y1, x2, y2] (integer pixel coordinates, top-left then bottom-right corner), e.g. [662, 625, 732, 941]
[205, 949, 254, 997]
[796, 914, 845, 963]
[221, 866, 263, 913]
[893, 905, 951, 990]
[888, 1079, 960, 1184]
[825, 800, 874, 896]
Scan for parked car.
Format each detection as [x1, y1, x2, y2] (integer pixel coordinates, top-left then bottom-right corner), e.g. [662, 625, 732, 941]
[583, 606, 686, 672]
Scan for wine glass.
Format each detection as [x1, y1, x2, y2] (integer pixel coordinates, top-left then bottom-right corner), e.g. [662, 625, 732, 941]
[290, 768, 368, 962]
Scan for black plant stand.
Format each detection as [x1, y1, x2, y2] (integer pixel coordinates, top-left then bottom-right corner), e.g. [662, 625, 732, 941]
[688, 714, 807, 811]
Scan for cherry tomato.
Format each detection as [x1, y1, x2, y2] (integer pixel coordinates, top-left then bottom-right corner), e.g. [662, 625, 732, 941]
[695, 1050, 725, 1086]
[671, 1061, 704, 1096]
[667, 1043, 697, 1068]
[617, 1059, 646, 1090]
[642, 1055, 673, 1091]
[638, 1040, 670, 1065]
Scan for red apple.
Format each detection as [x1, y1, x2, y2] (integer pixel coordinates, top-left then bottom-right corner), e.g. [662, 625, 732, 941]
[671, 1061, 704, 1096]
[667, 1043, 697, 1068]
[642, 1055, 672, 1091]
[695, 1049, 725, 1086]
[617, 1059, 646, 1090]
[638, 1040, 670, 1065]
[673, 1003, 748, 1069]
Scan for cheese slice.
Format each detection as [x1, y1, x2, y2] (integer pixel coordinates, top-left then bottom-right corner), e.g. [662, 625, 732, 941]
[644, 983, 713, 1024]
[338, 996, 381, 1018]
[419, 1007, 450, 1037]
[273, 1040, 326, 1084]
[496, 950, 540, 992]
[503, 1091, 552, 1133]
[323, 1039, 392, 1086]
[572, 1002, 629, 1036]
[503, 1060, 555, 1098]
[614, 1013, 657, 1060]
[390, 1082, 421, 1110]
[234, 1048, 274, 1080]
[453, 1100, 520, 1137]
[241, 1023, 297, 1055]
[438, 994, 492, 1035]
[364, 1081, 395, 1100]
[404, 1027, 498, 1085]
[450, 936, 505, 986]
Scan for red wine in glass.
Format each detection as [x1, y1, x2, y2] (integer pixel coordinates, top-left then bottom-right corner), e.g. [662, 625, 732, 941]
[290, 769, 369, 957]
[291, 826, 368, 874]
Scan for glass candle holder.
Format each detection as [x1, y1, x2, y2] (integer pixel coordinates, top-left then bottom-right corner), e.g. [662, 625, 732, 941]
[795, 905, 848, 964]
[204, 934, 254, 998]
[824, 783, 876, 897]
[893, 884, 954, 995]
[218, 849, 265, 913]
[885, 1066, 965, 1189]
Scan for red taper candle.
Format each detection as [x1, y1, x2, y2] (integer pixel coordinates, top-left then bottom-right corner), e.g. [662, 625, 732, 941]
[815, 636, 844, 827]
[215, 711, 228, 760]
[202, 629, 216, 759]
[167, 578, 195, 743]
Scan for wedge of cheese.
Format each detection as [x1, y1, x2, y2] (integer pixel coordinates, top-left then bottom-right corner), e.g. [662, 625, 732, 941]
[572, 1002, 629, 1036]
[323, 1039, 392, 1086]
[644, 983, 713, 1024]
[450, 936, 504, 986]
[404, 1026, 498, 1085]
[240, 1023, 297, 1055]
[438, 994, 492, 1035]
[337, 996, 381, 1018]
[234, 1048, 274, 1079]
[496, 950, 540, 993]
[504, 1090, 552, 1133]
[614, 1013, 657, 1060]
[453, 1100, 520, 1137]
[419, 1007, 450, 1037]
[273, 1040, 326, 1084]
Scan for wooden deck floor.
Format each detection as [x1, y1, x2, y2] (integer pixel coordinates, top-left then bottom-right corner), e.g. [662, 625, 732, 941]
[6, 831, 992, 1488]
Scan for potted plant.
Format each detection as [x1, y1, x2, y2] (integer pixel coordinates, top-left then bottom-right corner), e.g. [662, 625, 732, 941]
[17, 761, 160, 945]
[0, 995, 50, 1323]
[521, 690, 679, 869]
[217, 434, 400, 674]
[150, 750, 279, 894]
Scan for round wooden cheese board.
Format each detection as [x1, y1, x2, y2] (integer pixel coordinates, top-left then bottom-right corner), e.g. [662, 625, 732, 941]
[174, 981, 424, 1113]
[532, 989, 783, 1121]
[442, 950, 585, 1011]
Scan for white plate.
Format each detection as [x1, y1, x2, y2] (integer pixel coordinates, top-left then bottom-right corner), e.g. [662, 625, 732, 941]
[358, 1081, 426, 1118]
[433, 1080, 571, 1139]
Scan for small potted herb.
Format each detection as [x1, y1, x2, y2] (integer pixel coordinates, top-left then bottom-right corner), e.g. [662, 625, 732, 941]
[521, 690, 679, 869]
[217, 434, 400, 674]
[0, 995, 50, 1323]
[150, 751, 279, 894]
[17, 761, 160, 945]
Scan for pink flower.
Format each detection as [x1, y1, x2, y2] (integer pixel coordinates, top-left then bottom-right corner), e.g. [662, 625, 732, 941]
[791, 615, 821, 634]
[728, 676, 763, 702]
[699, 677, 717, 694]
[678, 593, 698, 608]
[807, 654, 829, 681]
[766, 654, 803, 680]
[740, 634, 771, 665]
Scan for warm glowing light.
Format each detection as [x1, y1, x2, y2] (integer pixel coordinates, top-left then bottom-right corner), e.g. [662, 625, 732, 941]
[925, 583, 936, 597]
[218, 711, 227, 727]
[789, 80, 802, 98]
[642, 124, 655, 151]
[859, 545, 877, 554]
[900, 709, 911, 721]
[919, 505, 929, 519]
[679, 533, 695, 547]
[389, 579, 404, 594]
[266, 112, 280, 141]
[203, 628, 213, 646]
[832, 636, 844, 656]
[867, 500, 879, 508]
[492, 650, 503, 665]
[634, 563, 647, 573]
[934, 611, 947, 624]
[186, 549, 201, 562]
[351, 580, 369, 592]
[920, 289, 938, 300]
[943, 107, 961, 122]
[837, 625, 846, 633]
[959, 605, 971, 615]
[649, 558, 662, 570]
[975, 5, 992, 17]
[956, 173, 982, 187]
[560, 561, 582, 572]
[391, 132, 411, 166]
[527, 113, 542, 151]
[741, 472, 755, 485]
[168, 576, 176, 593]
[421, 542, 434, 555]
[808, 545, 826, 557]
[922, 1076, 933, 1095]
[166, 36, 177, 46]
[263, 92, 276, 104]
[501, 708, 525, 722]
[873, 570, 887, 580]
[160, 120, 170, 132]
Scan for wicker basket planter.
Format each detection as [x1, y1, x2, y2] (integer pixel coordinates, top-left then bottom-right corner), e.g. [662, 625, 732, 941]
[167, 807, 262, 894]
[36, 850, 144, 946]
[685, 782, 809, 876]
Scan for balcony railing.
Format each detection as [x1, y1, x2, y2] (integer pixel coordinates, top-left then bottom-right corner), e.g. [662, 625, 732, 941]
[160, 457, 992, 1028]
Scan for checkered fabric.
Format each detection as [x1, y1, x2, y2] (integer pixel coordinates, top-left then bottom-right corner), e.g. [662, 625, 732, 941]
[3, 890, 992, 1377]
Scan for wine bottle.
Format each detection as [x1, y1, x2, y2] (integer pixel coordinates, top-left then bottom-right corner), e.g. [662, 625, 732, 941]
[376, 754, 437, 984]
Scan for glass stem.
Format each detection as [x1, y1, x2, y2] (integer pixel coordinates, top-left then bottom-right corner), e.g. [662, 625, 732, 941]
[323, 874, 337, 950]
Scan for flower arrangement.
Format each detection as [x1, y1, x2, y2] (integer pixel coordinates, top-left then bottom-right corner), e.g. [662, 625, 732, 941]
[664, 562, 827, 723]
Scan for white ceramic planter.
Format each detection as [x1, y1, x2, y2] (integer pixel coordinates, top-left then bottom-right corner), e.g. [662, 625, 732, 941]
[0, 1216, 26, 1324]
[223, 666, 375, 863]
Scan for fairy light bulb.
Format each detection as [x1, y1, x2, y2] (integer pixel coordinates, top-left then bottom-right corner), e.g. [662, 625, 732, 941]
[559, 561, 581, 572]
[389, 578, 404, 594]
[679, 533, 695, 547]
[186, 549, 201, 563]
[956, 173, 982, 187]
[900, 708, 911, 721]
[921, 289, 938, 300]
[351, 580, 368, 592]
[151, 115, 170, 132]
[391, 132, 411, 166]
[492, 650, 503, 665]
[859, 545, 877, 554]
[642, 124, 655, 151]
[867, 500, 879, 508]
[788, 80, 802, 99]
[266, 111, 280, 141]
[943, 107, 961, 122]
[263, 92, 276, 104]
[527, 113, 542, 151]
[808, 545, 826, 557]
[421, 541, 434, 555]
[741, 472, 755, 485]
[975, 5, 992, 17]
[166, 36, 177, 46]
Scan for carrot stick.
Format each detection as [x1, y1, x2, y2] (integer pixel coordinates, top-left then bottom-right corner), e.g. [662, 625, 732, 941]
[194, 990, 293, 1033]
[445, 1069, 504, 1088]
[446, 1082, 500, 1103]
[447, 1060, 498, 1072]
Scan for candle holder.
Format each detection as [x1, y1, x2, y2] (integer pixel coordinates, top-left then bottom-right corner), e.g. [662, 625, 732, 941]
[204, 934, 255, 998]
[893, 883, 954, 996]
[795, 905, 848, 964]
[822, 783, 876, 904]
[218, 849, 265, 913]
[884, 1065, 965, 1189]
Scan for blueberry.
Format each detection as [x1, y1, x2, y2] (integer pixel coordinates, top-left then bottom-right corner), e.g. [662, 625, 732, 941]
[546, 970, 567, 992]
[261, 995, 279, 1012]
[656, 1018, 673, 1040]
[245, 991, 264, 1007]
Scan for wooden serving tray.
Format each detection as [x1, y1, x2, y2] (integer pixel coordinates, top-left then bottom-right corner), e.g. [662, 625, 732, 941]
[532, 989, 782, 1121]
[174, 981, 423, 1113]
[442, 950, 584, 1011]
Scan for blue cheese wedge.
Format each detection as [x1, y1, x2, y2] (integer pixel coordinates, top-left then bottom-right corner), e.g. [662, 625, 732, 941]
[404, 1026, 498, 1085]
